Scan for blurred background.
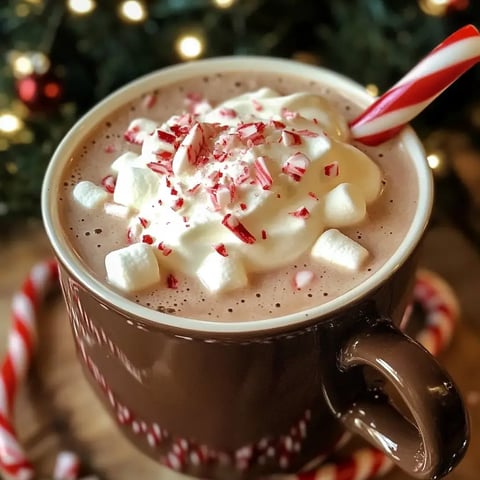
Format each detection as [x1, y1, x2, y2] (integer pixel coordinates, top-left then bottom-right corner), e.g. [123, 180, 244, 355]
[0, 0, 480, 243]
[0, 3, 480, 479]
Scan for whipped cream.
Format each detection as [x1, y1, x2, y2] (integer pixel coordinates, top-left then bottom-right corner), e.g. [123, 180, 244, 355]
[73, 88, 382, 293]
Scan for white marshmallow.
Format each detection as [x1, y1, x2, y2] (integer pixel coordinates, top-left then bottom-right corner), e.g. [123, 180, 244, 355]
[311, 229, 369, 270]
[104, 202, 131, 218]
[113, 165, 160, 210]
[105, 243, 160, 292]
[73, 181, 109, 209]
[323, 183, 366, 228]
[196, 251, 248, 293]
[110, 151, 139, 173]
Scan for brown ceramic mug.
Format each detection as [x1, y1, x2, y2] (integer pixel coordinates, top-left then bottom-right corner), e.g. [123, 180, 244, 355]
[42, 57, 469, 479]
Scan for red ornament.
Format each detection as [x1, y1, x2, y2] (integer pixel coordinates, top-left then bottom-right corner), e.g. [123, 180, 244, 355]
[447, 0, 470, 12]
[15, 71, 63, 112]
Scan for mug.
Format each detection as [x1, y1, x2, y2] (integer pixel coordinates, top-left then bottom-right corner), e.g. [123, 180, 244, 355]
[42, 57, 469, 479]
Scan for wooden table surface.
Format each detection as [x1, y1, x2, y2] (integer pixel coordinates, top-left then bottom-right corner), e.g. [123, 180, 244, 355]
[0, 221, 479, 480]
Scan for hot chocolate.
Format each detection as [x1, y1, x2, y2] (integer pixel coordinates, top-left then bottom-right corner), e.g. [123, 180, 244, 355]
[59, 71, 418, 322]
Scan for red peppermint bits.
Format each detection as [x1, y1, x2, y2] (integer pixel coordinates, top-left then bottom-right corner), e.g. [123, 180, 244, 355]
[219, 108, 237, 118]
[252, 99, 263, 111]
[142, 234, 154, 244]
[156, 151, 173, 161]
[237, 122, 266, 145]
[143, 93, 157, 109]
[289, 207, 310, 219]
[104, 144, 116, 154]
[282, 153, 310, 182]
[214, 243, 229, 257]
[147, 162, 171, 175]
[123, 126, 142, 145]
[308, 191, 319, 201]
[138, 217, 149, 228]
[281, 108, 299, 120]
[296, 129, 319, 138]
[170, 123, 190, 137]
[187, 183, 201, 194]
[158, 242, 173, 256]
[234, 164, 251, 185]
[222, 214, 256, 244]
[254, 156, 273, 190]
[261, 229, 267, 240]
[167, 274, 179, 289]
[293, 270, 315, 290]
[157, 129, 177, 144]
[207, 185, 232, 211]
[101, 175, 116, 193]
[270, 119, 286, 129]
[281, 130, 302, 146]
[172, 197, 184, 211]
[324, 161, 339, 177]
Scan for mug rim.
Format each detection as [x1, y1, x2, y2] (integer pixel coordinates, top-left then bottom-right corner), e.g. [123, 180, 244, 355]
[42, 55, 433, 334]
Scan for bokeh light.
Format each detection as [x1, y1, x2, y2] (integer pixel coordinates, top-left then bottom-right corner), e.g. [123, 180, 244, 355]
[119, 0, 147, 22]
[67, 0, 96, 15]
[176, 34, 204, 60]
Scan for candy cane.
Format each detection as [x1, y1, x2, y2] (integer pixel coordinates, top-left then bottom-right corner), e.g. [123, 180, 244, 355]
[350, 24, 480, 145]
[0, 259, 58, 480]
[0, 260, 459, 480]
[53, 451, 81, 480]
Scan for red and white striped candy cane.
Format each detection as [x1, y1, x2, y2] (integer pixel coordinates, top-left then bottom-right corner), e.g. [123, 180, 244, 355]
[53, 451, 81, 480]
[0, 259, 58, 480]
[0, 260, 460, 480]
[350, 24, 480, 145]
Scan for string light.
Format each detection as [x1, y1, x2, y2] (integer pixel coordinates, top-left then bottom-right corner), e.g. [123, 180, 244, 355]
[427, 152, 443, 169]
[8, 51, 50, 78]
[119, 0, 147, 22]
[365, 84, 379, 97]
[0, 113, 23, 135]
[176, 33, 205, 60]
[419, 0, 449, 16]
[67, 0, 96, 15]
[213, 0, 235, 8]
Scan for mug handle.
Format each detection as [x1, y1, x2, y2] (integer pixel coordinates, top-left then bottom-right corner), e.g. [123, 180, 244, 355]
[336, 319, 469, 479]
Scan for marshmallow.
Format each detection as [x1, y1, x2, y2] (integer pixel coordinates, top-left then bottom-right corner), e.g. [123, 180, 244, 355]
[105, 243, 160, 292]
[110, 151, 139, 173]
[323, 183, 366, 227]
[196, 251, 248, 293]
[104, 202, 131, 218]
[73, 181, 109, 209]
[311, 229, 369, 270]
[113, 165, 160, 209]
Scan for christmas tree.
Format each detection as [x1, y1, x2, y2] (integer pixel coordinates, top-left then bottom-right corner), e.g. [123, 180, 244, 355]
[0, 0, 479, 244]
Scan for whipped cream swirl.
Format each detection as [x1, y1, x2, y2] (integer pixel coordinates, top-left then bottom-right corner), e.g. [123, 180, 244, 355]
[74, 88, 383, 293]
